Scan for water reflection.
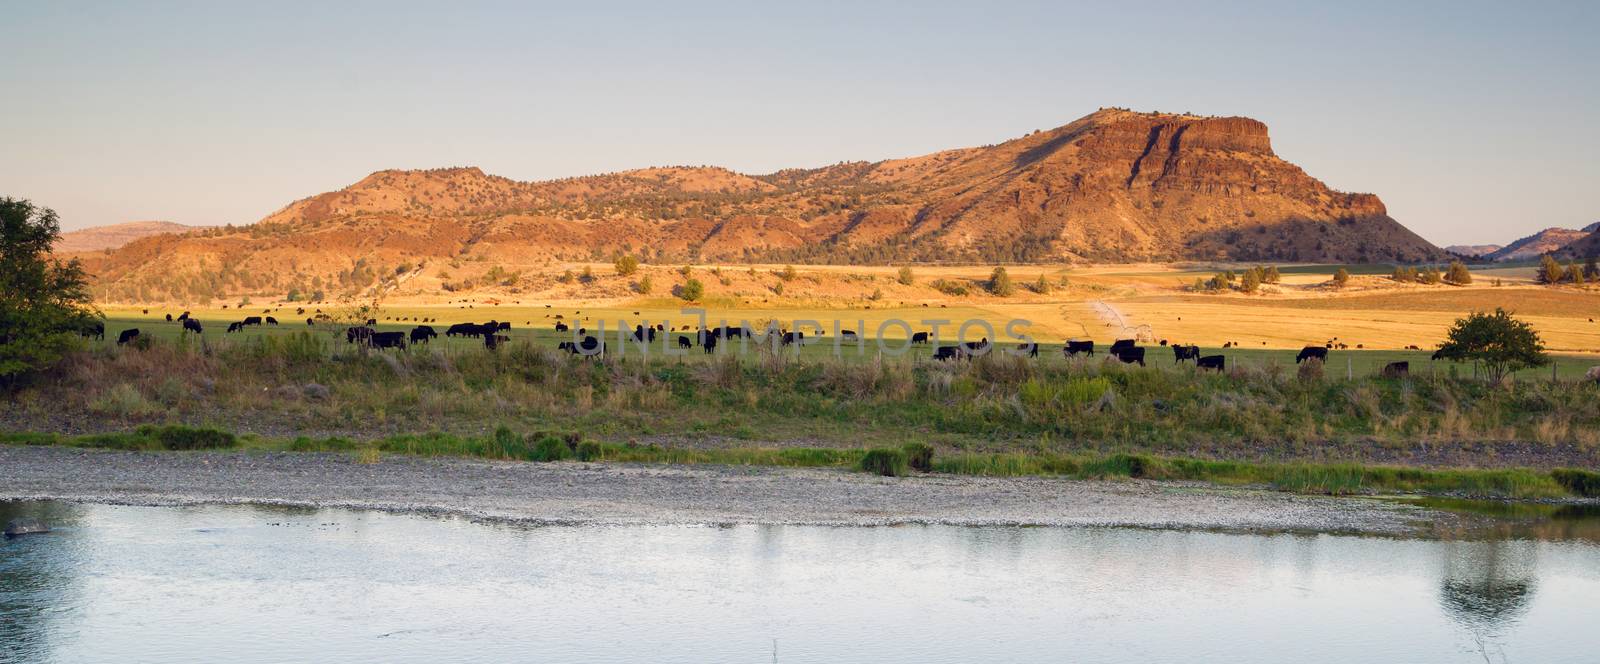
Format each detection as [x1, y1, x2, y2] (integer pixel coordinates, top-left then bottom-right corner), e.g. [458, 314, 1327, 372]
[0, 500, 1597, 663]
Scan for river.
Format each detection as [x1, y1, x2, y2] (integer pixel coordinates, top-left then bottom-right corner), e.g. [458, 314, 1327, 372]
[3, 499, 1598, 662]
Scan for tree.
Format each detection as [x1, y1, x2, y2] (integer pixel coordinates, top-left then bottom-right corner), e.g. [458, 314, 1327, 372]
[1420, 266, 1442, 285]
[1240, 268, 1261, 293]
[1538, 255, 1564, 284]
[897, 266, 914, 286]
[0, 198, 98, 384]
[1033, 273, 1052, 294]
[614, 254, 639, 276]
[635, 274, 653, 295]
[1585, 256, 1599, 280]
[677, 278, 704, 302]
[1263, 265, 1282, 284]
[988, 266, 1014, 296]
[1331, 268, 1350, 288]
[1444, 260, 1472, 285]
[1433, 308, 1548, 384]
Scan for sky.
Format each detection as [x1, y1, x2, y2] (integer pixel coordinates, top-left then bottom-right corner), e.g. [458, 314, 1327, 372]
[2, 1, 1596, 245]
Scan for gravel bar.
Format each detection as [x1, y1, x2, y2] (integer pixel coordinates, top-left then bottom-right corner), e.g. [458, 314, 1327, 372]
[0, 445, 1443, 534]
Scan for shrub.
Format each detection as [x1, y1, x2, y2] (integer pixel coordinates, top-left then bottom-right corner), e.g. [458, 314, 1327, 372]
[896, 266, 914, 286]
[858, 448, 909, 477]
[903, 442, 934, 473]
[532, 435, 572, 462]
[1331, 268, 1350, 288]
[614, 254, 639, 276]
[1552, 468, 1600, 497]
[577, 440, 603, 462]
[988, 267, 1014, 296]
[676, 278, 705, 302]
[1297, 357, 1325, 383]
[137, 424, 237, 450]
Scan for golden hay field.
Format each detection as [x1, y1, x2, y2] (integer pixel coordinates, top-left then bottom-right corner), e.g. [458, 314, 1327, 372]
[99, 262, 1600, 354]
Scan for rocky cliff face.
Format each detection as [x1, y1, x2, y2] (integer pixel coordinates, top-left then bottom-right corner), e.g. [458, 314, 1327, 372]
[82, 109, 1444, 301]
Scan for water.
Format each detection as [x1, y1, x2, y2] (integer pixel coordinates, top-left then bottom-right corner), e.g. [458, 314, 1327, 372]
[3, 500, 1598, 663]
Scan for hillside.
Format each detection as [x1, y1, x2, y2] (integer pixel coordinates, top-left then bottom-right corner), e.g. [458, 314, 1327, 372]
[1556, 223, 1600, 260]
[55, 221, 203, 254]
[1443, 244, 1501, 258]
[1485, 227, 1591, 261]
[82, 108, 1445, 302]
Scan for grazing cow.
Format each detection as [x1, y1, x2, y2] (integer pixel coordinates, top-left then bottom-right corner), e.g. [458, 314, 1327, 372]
[1296, 346, 1329, 364]
[1064, 340, 1094, 357]
[1172, 345, 1201, 363]
[116, 329, 140, 345]
[678, 335, 692, 349]
[346, 326, 374, 344]
[962, 338, 991, 357]
[1197, 355, 1226, 371]
[933, 345, 962, 361]
[840, 330, 860, 342]
[410, 326, 437, 344]
[555, 322, 569, 332]
[79, 321, 105, 340]
[782, 331, 804, 346]
[1016, 342, 1039, 358]
[365, 318, 378, 326]
[182, 319, 203, 335]
[1110, 339, 1136, 355]
[703, 335, 718, 354]
[265, 316, 278, 325]
[1382, 361, 1409, 378]
[1431, 349, 1447, 361]
[911, 332, 930, 345]
[227, 322, 244, 333]
[1113, 346, 1146, 366]
[1222, 342, 1233, 349]
[165, 313, 173, 322]
[307, 318, 316, 326]
[562, 335, 604, 357]
[484, 334, 510, 349]
[369, 331, 406, 350]
[242, 316, 263, 326]
[177, 311, 190, 321]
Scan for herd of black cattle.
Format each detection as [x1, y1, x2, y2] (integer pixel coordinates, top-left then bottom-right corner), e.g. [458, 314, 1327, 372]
[83, 313, 1425, 376]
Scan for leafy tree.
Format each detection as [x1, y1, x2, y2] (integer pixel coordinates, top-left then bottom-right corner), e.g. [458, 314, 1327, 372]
[1391, 266, 1415, 282]
[0, 198, 98, 384]
[1240, 268, 1261, 293]
[1331, 268, 1350, 288]
[988, 266, 1014, 296]
[1566, 263, 1584, 285]
[1443, 260, 1472, 285]
[1263, 265, 1281, 284]
[614, 254, 639, 276]
[1420, 266, 1442, 285]
[1538, 255, 1564, 284]
[1433, 308, 1548, 384]
[896, 266, 914, 286]
[677, 278, 705, 302]
[1032, 273, 1052, 294]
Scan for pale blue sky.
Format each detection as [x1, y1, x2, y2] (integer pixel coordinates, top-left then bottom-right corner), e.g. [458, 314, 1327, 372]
[3, 1, 1595, 245]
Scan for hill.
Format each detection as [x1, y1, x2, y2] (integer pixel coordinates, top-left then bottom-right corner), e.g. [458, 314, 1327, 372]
[81, 108, 1445, 302]
[1443, 244, 1502, 258]
[1484, 227, 1591, 261]
[55, 221, 205, 254]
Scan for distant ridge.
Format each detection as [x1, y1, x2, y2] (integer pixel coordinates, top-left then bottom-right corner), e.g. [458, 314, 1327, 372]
[55, 221, 205, 253]
[79, 108, 1445, 301]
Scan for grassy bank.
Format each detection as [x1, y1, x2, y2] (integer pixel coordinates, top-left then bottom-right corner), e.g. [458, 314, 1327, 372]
[4, 425, 1599, 501]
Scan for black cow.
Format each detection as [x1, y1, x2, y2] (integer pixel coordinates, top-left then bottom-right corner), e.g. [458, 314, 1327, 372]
[242, 316, 263, 326]
[1110, 339, 1136, 355]
[265, 316, 278, 325]
[307, 318, 316, 326]
[703, 335, 718, 354]
[555, 322, 569, 332]
[933, 345, 962, 361]
[1296, 346, 1329, 364]
[1197, 355, 1226, 371]
[962, 338, 991, 357]
[678, 335, 692, 349]
[1113, 346, 1145, 366]
[840, 330, 859, 342]
[484, 334, 510, 349]
[1016, 342, 1039, 357]
[445, 322, 476, 337]
[116, 329, 140, 345]
[365, 318, 378, 326]
[346, 326, 374, 344]
[1431, 349, 1446, 361]
[782, 331, 804, 346]
[79, 321, 105, 340]
[911, 332, 930, 345]
[369, 331, 406, 350]
[182, 319, 203, 335]
[1172, 345, 1201, 363]
[177, 311, 190, 321]
[1382, 361, 1409, 378]
[227, 322, 244, 333]
[410, 326, 437, 344]
[1064, 340, 1094, 357]
[165, 313, 173, 322]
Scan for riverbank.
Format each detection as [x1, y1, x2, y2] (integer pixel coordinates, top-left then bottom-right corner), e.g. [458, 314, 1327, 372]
[0, 445, 1471, 535]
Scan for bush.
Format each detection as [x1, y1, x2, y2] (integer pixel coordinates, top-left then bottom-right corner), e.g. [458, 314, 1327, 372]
[988, 267, 1014, 296]
[614, 254, 639, 276]
[1331, 268, 1350, 288]
[577, 440, 603, 462]
[136, 424, 237, 450]
[903, 442, 934, 473]
[1297, 357, 1325, 382]
[532, 435, 572, 462]
[676, 278, 705, 302]
[859, 448, 909, 477]
[1552, 468, 1600, 497]
[897, 266, 914, 286]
